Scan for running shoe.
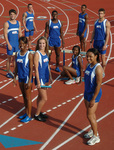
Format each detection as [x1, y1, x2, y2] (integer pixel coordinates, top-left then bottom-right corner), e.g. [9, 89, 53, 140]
[87, 135, 100, 145]
[19, 113, 27, 119]
[21, 115, 32, 123]
[84, 129, 93, 138]
[55, 67, 61, 72]
[6, 73, 14, 78]
[40, 112, 48, 119]
[34, 114, 46, 122]
[65, 79, 76, 85]
[75, 77, 80, 83]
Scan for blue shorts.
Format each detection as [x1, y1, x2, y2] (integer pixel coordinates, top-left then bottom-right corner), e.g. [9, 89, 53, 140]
[84, 88, 102, 103]
[25, 30, 34, 37]
[93, 40, 106, 54]
[79, 29, 87, 38]
[76, 69, 80, 77]
[48, 37, 61, 47]
[18, 76, 33, 84]
[7, 44, 19, 56]
[35, 77, 49, 86]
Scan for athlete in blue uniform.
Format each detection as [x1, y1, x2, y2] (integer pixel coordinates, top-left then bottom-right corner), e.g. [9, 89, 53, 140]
[90, 8, 110, 75]
[13, 36, 33, 123]
[23, 3, 37, 50]
[3, 9, 22, 78]
[77, 4, 88, 52]
[34, 36, 52, 122]
[61, 45, 83, 85]
[45, 10, 65, 72]
[84, 48, 103, 145]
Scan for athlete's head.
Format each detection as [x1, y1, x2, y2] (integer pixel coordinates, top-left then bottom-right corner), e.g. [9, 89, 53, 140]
[98, 8, 105, 19]
[72, 45, 80, 56]
[9, 9, 17, 20]
[52, 10, 58, 20]
[86, 48, 100, 63]
[36, 36, 49, 55]
[19, 36, 28, 51]
[27, 3, 33, 12]
[81, 4, 87, 13]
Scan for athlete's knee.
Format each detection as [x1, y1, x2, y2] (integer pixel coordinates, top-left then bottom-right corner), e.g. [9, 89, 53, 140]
[56, 52, 60, 58]
[87, 113, 94, 121]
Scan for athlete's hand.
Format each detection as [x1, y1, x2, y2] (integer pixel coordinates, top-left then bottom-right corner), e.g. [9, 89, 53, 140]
[25, 28, 29, 32]
[102, 45, 107, 50]
[89, 99, 95, 108]
[76, 31, 79, 36]
[8, 44, 12, 51]
[81, 33, 84, 37]
[62, 41, 65, 49]
[36, 83, 41, 89]
[25, 82, 31, 89]
[35, 28, 38, 34]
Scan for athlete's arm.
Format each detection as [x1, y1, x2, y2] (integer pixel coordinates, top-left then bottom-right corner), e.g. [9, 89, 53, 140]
[89, 65, 103, 108]
[44, 21, 49, 38]
[13, 54, 18, 86]
[76, 14, 79, 35]
[82, 14, 88, 37]
[90, 26, 95, 47]
[18, 21, 22, 37]
[103, 20, 111, 50]
[78, 56, 83, 83]
[3, 22, 12, 50]
[26, 53, 33, 89]
[33, 13, 37, 32]
[34, 52, 41, 88]
[60, 21, 65, 48]
[22, 12, 29, 31]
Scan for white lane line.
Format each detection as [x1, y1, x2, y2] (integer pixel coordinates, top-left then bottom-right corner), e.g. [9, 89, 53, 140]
[0, 79, 13, 90]
[11, 127, 16, 131]
[39, 97, 84, 150]
[0, 3, 4, 17]
[52, 109, 114, 150]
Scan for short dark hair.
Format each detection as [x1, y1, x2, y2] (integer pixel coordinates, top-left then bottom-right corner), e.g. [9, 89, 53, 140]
[9, 9, 17, 15]
[81, 4, 87, 8]
[72, 45, 80, 55]
[87, 48, 100, 63]
[19, 36, 28, 44]
[98, 8, 105, 13]
[28, 3, 32, 7]
[52, 10, 58, 15]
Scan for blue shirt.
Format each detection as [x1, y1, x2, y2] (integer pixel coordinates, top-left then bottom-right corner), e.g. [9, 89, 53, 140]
[26, 11, 34, 30]
[7, 20, 19, 46]
[49, 19, 61, 38]
[84, 63, 101, 93]
[16, 51, 30, 79]
[72, 55, 82, 72]
[78, 13, 87, 32]
[36, 50, 49, 85]
[94, 19, 107, 41]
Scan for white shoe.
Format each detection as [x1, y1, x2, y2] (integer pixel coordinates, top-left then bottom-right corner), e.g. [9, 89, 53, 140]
[84, 129, 93, 138]
[84, 129, 99, 138]
[65, 79, 75, 85]
[87, 135, 100, 145]
[75, 77, 80, 83]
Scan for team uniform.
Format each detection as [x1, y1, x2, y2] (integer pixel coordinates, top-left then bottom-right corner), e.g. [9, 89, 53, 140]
[84, 63, 102, 102]
[7, 20, 19, 55]
[72, 54, 82, 77]
[93, 19, 107, 54]
[48, 19, 61, 47]
[35, 51, 49, 86]
[25, 11, 34, 37]
[16, 51, 33, 83]
[78, 13, 88, 38]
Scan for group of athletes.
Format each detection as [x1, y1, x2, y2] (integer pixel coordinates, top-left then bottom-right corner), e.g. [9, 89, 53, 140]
[3, 3, 111, 146]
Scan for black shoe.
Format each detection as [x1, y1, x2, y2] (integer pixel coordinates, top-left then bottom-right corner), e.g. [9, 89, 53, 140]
[34, 115, 46, 122]
[40, 112, 48, 119]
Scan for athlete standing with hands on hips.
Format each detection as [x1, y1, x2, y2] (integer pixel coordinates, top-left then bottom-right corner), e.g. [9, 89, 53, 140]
[13, 36, 33, 123]
[45, 10, 65, 72]
[76, 4, 88, 52]
[4, 9, 22, 78]
[84, 48, 103, 145]
[90, 8, 110, 77]
[34, 36, 52, 122]
[22, 3, 37, 51]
